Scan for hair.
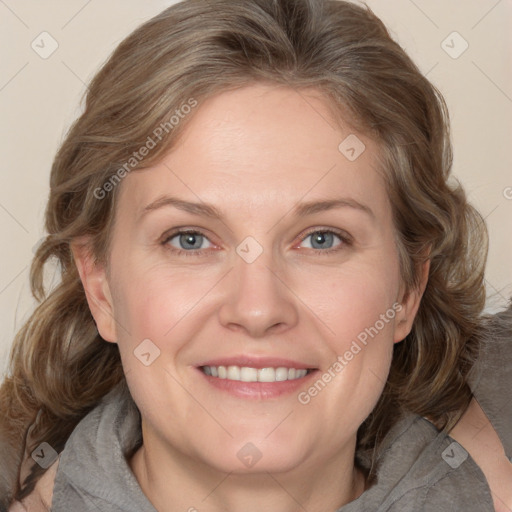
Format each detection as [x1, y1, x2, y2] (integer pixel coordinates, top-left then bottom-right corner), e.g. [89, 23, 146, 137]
[0, 0, 489, 505]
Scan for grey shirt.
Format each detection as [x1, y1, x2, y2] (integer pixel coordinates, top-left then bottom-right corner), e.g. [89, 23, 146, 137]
[51, 318, 512, 511]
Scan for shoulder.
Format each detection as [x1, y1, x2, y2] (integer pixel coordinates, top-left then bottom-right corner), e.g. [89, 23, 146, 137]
[8, 458, 59, 512]
[449, 398, 512, 512]
[449, 304, 512, 512]
[469, 305, 512, 456]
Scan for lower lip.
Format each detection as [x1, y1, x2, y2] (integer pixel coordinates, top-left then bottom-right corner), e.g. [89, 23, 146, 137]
[197, 368, 318, 399]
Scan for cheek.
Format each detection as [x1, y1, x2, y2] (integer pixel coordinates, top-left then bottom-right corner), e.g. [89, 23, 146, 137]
[328, 281, 399, 358]
[296, 256, 401, 350]
[108, 268, 210, 423]
[293, 258, 400, 422]
[111, 262, 215, 340]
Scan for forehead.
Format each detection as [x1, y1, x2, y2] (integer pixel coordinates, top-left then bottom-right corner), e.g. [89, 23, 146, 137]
[118, 83, 388, 219]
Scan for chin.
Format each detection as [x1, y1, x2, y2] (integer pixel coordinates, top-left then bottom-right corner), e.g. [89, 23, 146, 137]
[200, 438, 308, 476]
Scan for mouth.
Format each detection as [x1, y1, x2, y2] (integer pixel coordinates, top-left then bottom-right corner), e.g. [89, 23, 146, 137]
[196, 357, 318, 399]
[200, 365, 313, 383]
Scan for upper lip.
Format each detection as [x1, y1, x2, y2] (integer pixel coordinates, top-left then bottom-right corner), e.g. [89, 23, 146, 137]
[197, 356, 317, 370]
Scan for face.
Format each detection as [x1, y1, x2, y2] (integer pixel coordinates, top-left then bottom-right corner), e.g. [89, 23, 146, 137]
[77, 83, 422, 476]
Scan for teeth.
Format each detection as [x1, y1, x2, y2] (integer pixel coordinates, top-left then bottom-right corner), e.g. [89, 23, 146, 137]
[201, 365, 309, 382]
[275, 367, 288, 381]
[258, 367, 276, 383]
[240, 367, 258, 382]
[227, 365, 240, 380]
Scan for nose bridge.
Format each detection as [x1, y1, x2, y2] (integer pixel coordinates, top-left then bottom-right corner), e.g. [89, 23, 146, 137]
[217, 238, 298, 337]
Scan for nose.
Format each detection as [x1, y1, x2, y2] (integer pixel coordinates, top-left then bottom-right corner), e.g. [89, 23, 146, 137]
[217, 247, 299, 338]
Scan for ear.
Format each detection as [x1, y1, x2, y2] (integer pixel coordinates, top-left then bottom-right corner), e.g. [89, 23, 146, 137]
[71, 238, 117, 343]
[393, 258, 430, 344]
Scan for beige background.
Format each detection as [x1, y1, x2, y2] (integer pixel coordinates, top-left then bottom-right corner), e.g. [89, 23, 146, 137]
[0, 0, 511, 374]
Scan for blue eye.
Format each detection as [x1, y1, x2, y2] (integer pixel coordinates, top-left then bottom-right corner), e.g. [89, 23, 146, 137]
[164, 230, 213, 253]
[300, 230, 343, 251]
[161, 227, 351, 257]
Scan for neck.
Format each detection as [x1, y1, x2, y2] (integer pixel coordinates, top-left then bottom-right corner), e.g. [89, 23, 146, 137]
[129, 428, 366, 512]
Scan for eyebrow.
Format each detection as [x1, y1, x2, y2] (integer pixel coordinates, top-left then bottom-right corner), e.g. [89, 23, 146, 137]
[138, 195, 375, 222]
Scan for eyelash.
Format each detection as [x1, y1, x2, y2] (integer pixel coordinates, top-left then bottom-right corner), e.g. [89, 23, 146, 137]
[160, 227, 353, 258]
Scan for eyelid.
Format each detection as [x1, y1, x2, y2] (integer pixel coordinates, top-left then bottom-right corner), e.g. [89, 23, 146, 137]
[296, 226, 353, 246]
[160, 228, 219, 257]
[161, 226, 352, 257]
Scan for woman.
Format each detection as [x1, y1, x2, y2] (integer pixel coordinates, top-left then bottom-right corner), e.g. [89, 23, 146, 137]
[1, 0, 511, 510]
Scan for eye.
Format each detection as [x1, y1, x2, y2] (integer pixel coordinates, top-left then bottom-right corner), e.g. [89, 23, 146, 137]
[161, 227, 351, 257]
[297, 229, 350, 254]
[162, 229, 213, 256]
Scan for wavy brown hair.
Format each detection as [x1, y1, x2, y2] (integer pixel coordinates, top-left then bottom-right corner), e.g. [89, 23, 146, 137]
[0, 0, 488, 506]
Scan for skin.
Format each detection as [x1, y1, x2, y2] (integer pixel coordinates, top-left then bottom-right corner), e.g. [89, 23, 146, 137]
[72, 83, 427, 512]
[449, 398, 512, 512]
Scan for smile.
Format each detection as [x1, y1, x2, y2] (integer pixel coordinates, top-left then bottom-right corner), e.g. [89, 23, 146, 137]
[201, 365, 310, 382]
